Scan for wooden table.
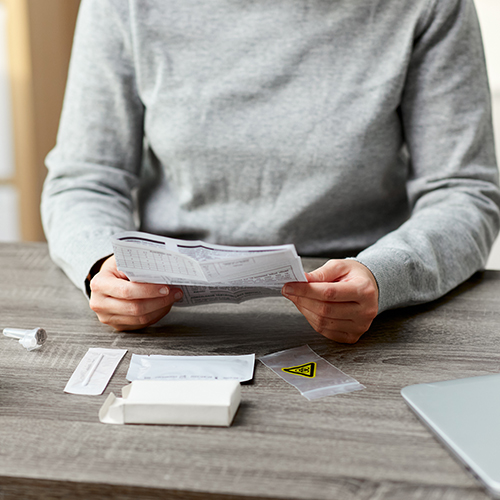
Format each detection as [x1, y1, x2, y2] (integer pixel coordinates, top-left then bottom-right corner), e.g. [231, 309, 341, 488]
[1, 242, 499, 500]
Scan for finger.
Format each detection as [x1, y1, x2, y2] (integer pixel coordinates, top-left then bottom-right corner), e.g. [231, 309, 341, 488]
[297, 307, 367, 344]
[91, 274, 178, 301]
[299, 307, 363, 343]
[282, 281, 367, 303]
[306, 259, 351, 283]
[98, 305, 173, 331]
[286, 294, 361, 320]
[91, 294, 178, 318]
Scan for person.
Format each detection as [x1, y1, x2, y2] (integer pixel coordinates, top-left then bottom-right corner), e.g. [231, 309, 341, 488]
[41, 0, 500, 343]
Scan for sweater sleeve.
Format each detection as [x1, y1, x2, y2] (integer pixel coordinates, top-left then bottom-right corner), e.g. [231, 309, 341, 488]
[356, 0, 500, 313]
[41, 0, 143, 293]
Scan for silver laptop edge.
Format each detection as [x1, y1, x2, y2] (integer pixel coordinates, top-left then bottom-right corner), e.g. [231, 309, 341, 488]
[401, 374, 500, 499]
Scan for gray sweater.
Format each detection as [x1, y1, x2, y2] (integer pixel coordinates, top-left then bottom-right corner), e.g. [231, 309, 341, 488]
[42, 0, 500, 313]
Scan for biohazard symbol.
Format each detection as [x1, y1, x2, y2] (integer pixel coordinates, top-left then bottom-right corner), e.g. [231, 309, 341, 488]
[281, 362, 316, 378]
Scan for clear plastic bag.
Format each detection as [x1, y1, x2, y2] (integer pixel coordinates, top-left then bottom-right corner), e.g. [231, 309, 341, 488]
[259, 345, 365, 400]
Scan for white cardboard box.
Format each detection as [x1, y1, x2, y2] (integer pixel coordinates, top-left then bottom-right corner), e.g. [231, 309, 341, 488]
[99, 380, 241, 427]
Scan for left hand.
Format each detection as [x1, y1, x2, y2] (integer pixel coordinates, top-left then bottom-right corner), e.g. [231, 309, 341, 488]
[281, 259, 379, 343]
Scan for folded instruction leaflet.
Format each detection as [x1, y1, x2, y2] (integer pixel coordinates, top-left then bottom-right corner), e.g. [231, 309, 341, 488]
[112, 231, 307, 306]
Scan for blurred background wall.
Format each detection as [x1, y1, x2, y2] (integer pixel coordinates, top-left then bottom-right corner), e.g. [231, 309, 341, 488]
[475, 0, 500, 268]
[0, 0, 79, 242]
[0, 0, 499, 267]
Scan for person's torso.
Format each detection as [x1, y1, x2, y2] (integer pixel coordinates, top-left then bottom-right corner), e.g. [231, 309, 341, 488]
[130, 0, 427, 255]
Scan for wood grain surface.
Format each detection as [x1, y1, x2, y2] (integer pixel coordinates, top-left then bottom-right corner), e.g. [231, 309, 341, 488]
[1, 242, 499, 500]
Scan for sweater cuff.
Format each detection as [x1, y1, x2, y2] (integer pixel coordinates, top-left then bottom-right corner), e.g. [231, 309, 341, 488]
[354, 248, 414, 314]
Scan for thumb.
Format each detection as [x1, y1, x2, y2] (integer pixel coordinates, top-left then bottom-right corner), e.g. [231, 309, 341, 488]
[306, 259, 350, 283]
[101, 255, 129, 281]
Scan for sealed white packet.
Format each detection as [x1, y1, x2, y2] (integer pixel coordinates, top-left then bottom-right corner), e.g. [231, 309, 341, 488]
[126, 353, 255, 382]
[64, 348, 128, 395]
[259, 345, 364, 400]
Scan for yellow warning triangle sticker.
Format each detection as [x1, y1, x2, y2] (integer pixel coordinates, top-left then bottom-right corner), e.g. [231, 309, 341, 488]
[282, 362, 317, 378]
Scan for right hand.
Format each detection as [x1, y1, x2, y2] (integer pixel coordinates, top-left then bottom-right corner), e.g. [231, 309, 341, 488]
[89, 255, 183, 331]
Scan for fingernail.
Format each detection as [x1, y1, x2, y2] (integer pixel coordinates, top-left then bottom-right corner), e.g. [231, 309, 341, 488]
[283, 285, 294, 295]
[159, 287, 168, 295]
[174, 292, 183, 301]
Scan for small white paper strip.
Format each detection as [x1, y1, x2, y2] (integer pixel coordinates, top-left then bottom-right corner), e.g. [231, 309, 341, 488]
[99, 380, 241, 426]
[126, 353, 255, 382]
[64, 348, 128, 395]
